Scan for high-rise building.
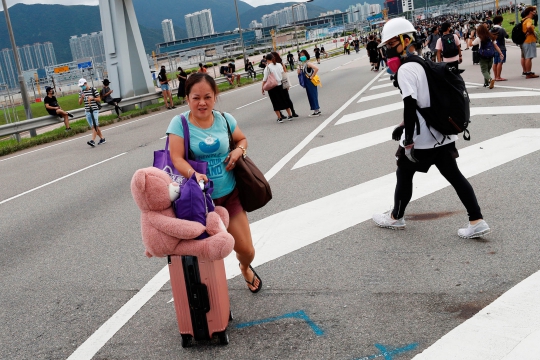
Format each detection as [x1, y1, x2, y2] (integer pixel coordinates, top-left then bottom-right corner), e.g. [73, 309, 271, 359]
[185, 9, 215, 39]
[261, 4, 308, 28]
[249, 20, 262, 29]
[69, 32, 106, 64]
[0, 42, 57, 89]
[347, 2, 382, 22]
[161, 19, 176, 43]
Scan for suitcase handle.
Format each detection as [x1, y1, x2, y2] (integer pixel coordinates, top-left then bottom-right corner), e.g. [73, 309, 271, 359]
[188, 284, 210, 313]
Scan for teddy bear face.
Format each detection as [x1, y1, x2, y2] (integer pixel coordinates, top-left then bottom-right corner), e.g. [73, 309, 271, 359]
[131, 168, 176, 212]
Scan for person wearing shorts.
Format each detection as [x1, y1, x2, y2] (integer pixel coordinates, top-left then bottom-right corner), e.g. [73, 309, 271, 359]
[158, 65, 176, 109]
[78, 78, 105, 147]
[521, 7, 539, 78]
[491, 16, 508, 81]
[44, 86, 73, 130]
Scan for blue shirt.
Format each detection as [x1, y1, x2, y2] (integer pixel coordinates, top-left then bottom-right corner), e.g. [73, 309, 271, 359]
[166, 110, 237, 199]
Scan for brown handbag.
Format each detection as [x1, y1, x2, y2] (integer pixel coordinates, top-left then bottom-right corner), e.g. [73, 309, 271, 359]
[224, 114, 272, 212]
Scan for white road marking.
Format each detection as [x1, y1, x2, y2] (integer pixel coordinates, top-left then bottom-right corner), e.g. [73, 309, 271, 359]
[412, 269, 540, 360]
[466, 82, 540, 92]
[236, 98, 265, 109]
[336, 104, 540, 126]
[0, 153, 126, 205]
[66, 266, 170, 360]
[264, 71, 386, 181]
[292, 126, 394, 169]
[236, 129, 540, 282]
[469, 91, 540, 99]
[470, 105, 540, 116]
[378, 78, 391, 82]
[65, 70, 386, 360]
[370, 83, 395, 90]
[336, 102, 404, 125]
[358, 90, 401, 102]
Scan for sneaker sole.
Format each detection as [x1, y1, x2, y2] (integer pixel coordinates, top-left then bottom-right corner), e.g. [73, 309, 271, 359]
[374, 221, 406, 230]
[458, 228, 491, 239]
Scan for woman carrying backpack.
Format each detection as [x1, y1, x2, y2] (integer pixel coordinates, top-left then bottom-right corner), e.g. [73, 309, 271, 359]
[472, 23, 504, 89]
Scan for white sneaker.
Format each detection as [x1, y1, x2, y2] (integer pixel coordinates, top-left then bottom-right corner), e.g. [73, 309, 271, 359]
[372, 210, 406, 230]
[458, 220, 491, 239]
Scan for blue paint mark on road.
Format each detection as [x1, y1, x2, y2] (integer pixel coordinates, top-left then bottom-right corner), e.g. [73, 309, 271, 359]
[235, 310, 324, 336]
[353, 342, 419, 360]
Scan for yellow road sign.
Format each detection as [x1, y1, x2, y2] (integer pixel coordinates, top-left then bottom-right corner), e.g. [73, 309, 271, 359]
[54, 66, 70, 74]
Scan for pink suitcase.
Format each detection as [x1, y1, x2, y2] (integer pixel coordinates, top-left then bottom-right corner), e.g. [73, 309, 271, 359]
[168, 255, 232, 347]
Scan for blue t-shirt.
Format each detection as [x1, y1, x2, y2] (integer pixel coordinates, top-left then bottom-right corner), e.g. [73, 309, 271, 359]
[166, 110, 237, 199]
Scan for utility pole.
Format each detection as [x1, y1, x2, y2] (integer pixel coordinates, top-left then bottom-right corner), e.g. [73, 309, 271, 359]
[233, 0, 247, 67]
[1, 0, 36, 137]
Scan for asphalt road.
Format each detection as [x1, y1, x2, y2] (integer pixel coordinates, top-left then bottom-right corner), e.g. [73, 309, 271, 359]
[1, 45, 539, 360]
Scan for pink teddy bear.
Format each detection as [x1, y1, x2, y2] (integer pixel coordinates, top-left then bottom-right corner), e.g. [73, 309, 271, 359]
[130, 167, 234, 261]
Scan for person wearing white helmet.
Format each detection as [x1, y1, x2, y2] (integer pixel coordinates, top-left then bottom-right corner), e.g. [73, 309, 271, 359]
[371, 18, 490, 239]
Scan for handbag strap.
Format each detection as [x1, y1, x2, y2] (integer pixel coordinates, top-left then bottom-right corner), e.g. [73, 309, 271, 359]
[180, 114, 196, 161]
[222, 112, 235, 152]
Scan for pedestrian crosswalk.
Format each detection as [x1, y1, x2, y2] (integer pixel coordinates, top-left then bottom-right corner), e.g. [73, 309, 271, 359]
[223, 76, 540, 359]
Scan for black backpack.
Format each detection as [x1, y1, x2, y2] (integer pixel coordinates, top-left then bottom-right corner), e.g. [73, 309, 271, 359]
[511, 20, 526, 45]
[441, 33, 459, 58]
[395, 56, 471, 141]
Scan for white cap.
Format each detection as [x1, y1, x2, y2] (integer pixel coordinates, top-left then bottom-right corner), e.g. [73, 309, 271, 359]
[379, 18, 417, 47]
[78, 78, 87, 87]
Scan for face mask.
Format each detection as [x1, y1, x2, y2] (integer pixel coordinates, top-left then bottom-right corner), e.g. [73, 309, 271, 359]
[300, 56, 307, 62]
[385, 43, 401, 59]
[387, 57, 402, 74]
[81, 85, 87, 91]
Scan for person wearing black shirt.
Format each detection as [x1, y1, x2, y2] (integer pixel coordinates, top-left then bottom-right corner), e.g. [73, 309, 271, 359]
[314, 45, 321, 64]
[158, 65, 175, 110]
[366, 35, 379, 71]
[245, 60, 256, 78]
[286, 51, 295, 71]
[100, 79, 122, 116]
[176, 67, 188, 103]
[44, 86, 73, 131]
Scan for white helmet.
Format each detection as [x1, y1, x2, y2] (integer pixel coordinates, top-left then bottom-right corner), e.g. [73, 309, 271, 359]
[379, 18, 417, 47]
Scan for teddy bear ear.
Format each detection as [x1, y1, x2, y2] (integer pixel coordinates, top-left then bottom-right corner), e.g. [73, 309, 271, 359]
[131, 169, 147, 198]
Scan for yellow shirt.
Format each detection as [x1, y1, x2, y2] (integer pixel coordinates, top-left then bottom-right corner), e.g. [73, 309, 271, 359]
[523, 18, 537, 44]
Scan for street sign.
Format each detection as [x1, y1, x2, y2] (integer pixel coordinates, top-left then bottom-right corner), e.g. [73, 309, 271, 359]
[54, 66, 70, 74]
[77, 61, 93, 70]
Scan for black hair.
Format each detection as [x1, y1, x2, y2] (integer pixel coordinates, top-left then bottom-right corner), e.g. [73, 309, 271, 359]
[441, 22, 451, 33]
[185, 73, 218, 97]
[299, 49, 310, 60]
[265, 53, 274, 61]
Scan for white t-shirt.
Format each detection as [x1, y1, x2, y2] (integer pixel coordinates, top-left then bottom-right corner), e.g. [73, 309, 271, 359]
[262, 63, 283, 85]
[397, 62, 458, 149]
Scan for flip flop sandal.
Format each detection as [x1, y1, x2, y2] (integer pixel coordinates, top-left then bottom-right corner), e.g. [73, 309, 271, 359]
[240, 264, 263, 293]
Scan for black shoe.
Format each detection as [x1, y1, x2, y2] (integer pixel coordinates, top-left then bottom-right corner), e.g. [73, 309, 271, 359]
[291, 112, 299, 117]
[277, 118, 284, 123]
[171, 106, 177, 109]
[87, 140, 96, 147]
[279, 112, 286, 119]
[65, 127, 72, 131]
[287, 116, 293, 121]
[67, 112, 74, 118]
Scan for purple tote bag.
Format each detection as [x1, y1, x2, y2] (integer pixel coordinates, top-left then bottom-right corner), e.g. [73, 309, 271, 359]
[153, 115, 214, 239]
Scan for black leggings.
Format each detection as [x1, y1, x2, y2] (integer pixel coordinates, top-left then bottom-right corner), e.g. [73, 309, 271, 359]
[392, 156, 483, 221]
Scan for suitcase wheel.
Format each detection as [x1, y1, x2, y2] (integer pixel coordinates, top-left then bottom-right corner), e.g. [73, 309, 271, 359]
[229, 311, 234, 321]
[181, 334, 193, 348]
[217, 330, 229, 345]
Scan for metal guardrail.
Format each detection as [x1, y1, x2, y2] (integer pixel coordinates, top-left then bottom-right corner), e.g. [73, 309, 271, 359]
[0, 48, 345, 139]
[0, 91, 164, 138]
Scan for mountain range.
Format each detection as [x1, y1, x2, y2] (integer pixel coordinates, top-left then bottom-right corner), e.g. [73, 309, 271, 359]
[0, 0, 386, 65]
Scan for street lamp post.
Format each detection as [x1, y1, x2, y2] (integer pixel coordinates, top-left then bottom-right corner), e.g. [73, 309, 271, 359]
[292, 0, 313, 54]
[1, 0, 36, 138]
[233, 0, 247, 65]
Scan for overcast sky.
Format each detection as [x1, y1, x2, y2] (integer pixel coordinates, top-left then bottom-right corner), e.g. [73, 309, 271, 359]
[2, 0, 297, 8]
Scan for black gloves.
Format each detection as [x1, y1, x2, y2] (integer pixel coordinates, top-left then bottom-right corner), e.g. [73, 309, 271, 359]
[392, 125, 405, 141]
